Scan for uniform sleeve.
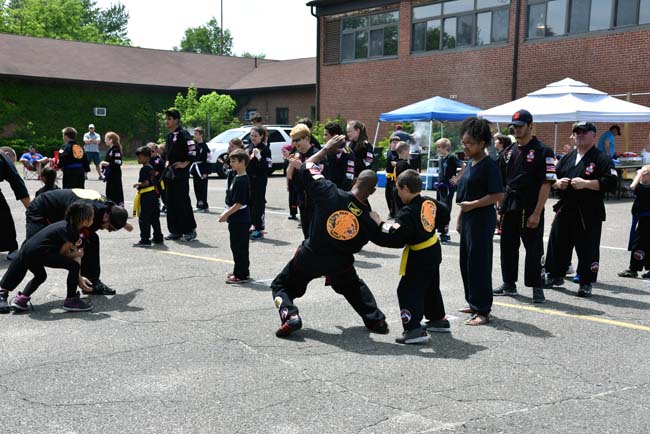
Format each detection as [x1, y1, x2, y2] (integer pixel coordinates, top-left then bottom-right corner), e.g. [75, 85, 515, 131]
[486, 159, 504, 194]
[298, 163, 337, 206]
[433, 199, 450, 232]
[0, 156, 29, 200]
[184, 131, 196, 161]
[113, 148, 122, 167]
[597, 153, 617, 194]
[58, 144, 72, 166]
[232, 177, 250, 206]
[264, 145, 273, 169]
[542, 147, 557, 182]
[371, 207, 417, 248]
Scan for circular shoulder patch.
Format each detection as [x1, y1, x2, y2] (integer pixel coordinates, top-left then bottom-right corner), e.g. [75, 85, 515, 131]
[420, 200, 437, 233]
[72, 188, 104, 201]
[72, 144, 85, 159]
[326, 210, 360, 241]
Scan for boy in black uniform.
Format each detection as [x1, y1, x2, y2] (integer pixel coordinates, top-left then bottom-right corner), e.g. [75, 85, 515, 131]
[619, 166, 650, 278]
[148, 143, 167, 213]
[246, 126, 272, 240]
[434, 138, 461, 243]
[384, 135, 400, 218]
[271, 135, 389, 338]
[392, 142, 412, 212]
[0, 147, 31, 261]
[287, 124, 318, 239]
[133, 146, 164, 248]
[219, 149, 251, 284]
[191, 127, 211, 212]
[0, 202, 95, 313]
[322, 122, 355, 191]
[545, 122, 617, 297]
[494, 110, 556, 303]
[59, 127, 89, 189]
[371, 170, 451, 344]
[163, 109, 198, 242]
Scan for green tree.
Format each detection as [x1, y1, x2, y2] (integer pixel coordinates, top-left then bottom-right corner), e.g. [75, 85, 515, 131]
[240, 51, 266, 59]
[177, 17, 232, 55]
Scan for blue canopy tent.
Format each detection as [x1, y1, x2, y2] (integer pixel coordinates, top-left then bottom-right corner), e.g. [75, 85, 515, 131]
[374, 96, 482, 176]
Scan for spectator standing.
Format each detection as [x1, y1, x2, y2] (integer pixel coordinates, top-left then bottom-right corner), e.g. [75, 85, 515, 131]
[101, 132, 124, 206]
[597, 125, 621, 158]
[84, 124, 103, 180]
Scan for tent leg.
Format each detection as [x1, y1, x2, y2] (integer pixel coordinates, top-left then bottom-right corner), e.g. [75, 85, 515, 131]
[372, 122, 381, 147]
[554, 123, 558, 154]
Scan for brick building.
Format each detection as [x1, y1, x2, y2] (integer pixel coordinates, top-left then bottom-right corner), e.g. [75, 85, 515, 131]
[307, 0, 650, 152]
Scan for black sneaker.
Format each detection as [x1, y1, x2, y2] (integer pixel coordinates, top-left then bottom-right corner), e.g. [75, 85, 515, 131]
[618, 269, 637, 278]
[493, 283, 517, 296]
[85, 280, 116, 296]
[642, 271, 650, 279]
[182, 230, 198, 242]
[152, 238, 165, 245]
[395, 327, 430, 345]
[423, 317, 451, 333]
[63, 293, 94, 312]
[164, 233, 182, 240]
[0, 292, 9, 314]
[440, 234, 451, 244]
[532, 287, 546, 303]
[577, 283, 592, 297]
[365, 318, 390, 334]
[545, 276, 564, 288]
[287, 215, 298, 220]
[276, 314, 302, 338]
[132, 240, 152, 248]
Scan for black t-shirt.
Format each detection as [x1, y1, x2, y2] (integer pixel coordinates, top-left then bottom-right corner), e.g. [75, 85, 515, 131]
[165, 127, 196, 177]
[456, 156, 503, 213]
[20, 220, 81, 259]
[310, 136, 321, 150]
[0, 152, 29, 200]
[438, 154, 461, 183]
[138, 164, 157, 193]
[27, 188, 112, 232]
[633, 183, 650, 215]
[225, 172, 251, 224]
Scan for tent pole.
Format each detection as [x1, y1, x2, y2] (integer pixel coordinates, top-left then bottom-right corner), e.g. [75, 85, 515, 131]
[373, 121, 381, 147]
[429, 120, 433, 175]
[554, 123, 558, 154]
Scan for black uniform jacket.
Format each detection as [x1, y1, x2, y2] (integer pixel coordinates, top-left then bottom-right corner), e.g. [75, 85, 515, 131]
[28, 189, 112, 232]
[246, 143, 272, 178]
[165, 127, 196, 177]
[0, 152, 29, 200]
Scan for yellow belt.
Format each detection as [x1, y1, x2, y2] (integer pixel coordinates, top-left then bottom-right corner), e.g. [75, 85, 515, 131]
[399, 234, 438, 276]
[133, 186, 156, 217]
[386, 172, 395, 180]
[160, 180, 165, 190]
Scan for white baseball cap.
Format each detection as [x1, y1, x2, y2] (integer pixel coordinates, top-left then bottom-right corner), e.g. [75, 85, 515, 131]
[88, 124, 95, 129]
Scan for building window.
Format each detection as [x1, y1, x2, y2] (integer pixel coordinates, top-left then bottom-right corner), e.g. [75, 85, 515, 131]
[341, 11, 399, 62]
[527, 0, 650, 39]
[276, 108, 289, 125]
[245, 109, 257, 121]
[412, 0, 510, 52]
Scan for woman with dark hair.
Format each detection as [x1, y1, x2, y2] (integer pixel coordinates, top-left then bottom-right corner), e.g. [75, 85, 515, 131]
[346, 120, 374, 178]
[101, 132, 124, 206]
[455, 117, 504, 326]
[246, 126, 272, 239]
[323, 121, 355, 191]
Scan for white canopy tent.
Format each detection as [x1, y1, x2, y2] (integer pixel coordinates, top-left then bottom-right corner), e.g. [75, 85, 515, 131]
[478, 78, 650, 151]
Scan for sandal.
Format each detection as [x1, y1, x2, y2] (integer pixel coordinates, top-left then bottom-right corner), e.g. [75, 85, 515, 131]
[465, 313, 490, 326]
[458, 306, 475, 314]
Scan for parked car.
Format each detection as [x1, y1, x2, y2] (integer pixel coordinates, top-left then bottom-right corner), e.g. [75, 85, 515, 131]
[207, 125, 293, 178]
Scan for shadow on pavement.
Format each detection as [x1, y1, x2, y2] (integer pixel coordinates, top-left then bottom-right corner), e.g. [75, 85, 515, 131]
[511, 295, 607, 316]
[353, 260, 382, 269]
[254, 238, 292, 247]
[593, 281, 649, 296]
[356, 250, 400, 259]
[24, 289, 144, 321]
[551, 286, 650, 310]
[488, 316, 555, 338]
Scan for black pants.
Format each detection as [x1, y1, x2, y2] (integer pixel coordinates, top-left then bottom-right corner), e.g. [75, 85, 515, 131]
[106, 168, 124, 205]
[250, 175, 268, 231]
[229, 221, 250, 278]
[25, 218, 101, 282]
[398, 243, 445, 331]
[385, 179, 396, 217]
[270, 244, 385, 326]
[298, 200, 313, 239]
[139, 193, 163, 242]
[459, 208, 495, 315]
[62, 169, 85, 189]
[1, 253, 80, 298]
[628, 217, 650, 271]
[436, 185, 455, 235]
[166, 174, 196, 235]
[546, 208, 602, 284]
[288, 180, 298, 217]
[0, 190, 18, 253]
[500, 210, 545, 288]
[193, 174, 209, 209]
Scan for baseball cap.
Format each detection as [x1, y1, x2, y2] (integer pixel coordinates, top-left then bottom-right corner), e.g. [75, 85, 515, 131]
[572, 121, 597, 133]
[389, 134, 401, 141]
[510, 109, 533, 126]
[88, 124, 95, 129]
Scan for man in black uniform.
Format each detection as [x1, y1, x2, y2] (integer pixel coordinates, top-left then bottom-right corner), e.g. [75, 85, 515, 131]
[287, 124, 318, 238]
[59, 127, 89, 189]
[25, 188, 132, 295]
[322, 122, 355, 191]
[384, 135, 400, 218]
[0, 147, 31, 261]
[545, 121, 617, 297]
[163, 109, 197, 241]
[493, 110, 556, 303]
[271, 135, 389, 338]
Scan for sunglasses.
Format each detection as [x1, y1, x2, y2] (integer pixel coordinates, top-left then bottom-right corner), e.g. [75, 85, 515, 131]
[292, 138, 304, 143]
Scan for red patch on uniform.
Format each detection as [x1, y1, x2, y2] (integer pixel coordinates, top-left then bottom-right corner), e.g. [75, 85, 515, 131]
[526, 149, 535, 163]
[634, 250, 645, 261]
[513, 111, 521, 120]
[400, 309, 412, 324]
[590, 261, 599, 273]
[585, 163, 595, 175]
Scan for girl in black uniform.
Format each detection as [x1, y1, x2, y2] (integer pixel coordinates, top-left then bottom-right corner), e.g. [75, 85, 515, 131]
[346, 121, 374, 178]
[191, 127, 211, 212]
[101, 132, 124, 206]
[246, 126, 272, 240]
[619, 166, 650, 278]
[455, 118, 503, 326]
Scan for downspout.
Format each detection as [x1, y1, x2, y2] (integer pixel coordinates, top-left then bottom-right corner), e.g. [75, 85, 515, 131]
[311, 5, 321, 120]
[511, 0, 521, 100]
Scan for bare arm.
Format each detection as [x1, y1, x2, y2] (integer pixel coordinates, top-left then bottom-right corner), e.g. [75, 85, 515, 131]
[219, 203, 243, 222]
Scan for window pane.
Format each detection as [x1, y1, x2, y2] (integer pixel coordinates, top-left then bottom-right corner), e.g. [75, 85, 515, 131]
[370, 11, 399, 25]
[343, 16, 367, 30]
[570, 0, 590, 33]
[369, 28, 384, 56]
[641, 0, 650, 23]
[342, 33, 354, 60]
[546, 0, 567, 36]
[478, 0, 510, 8]
[426, 19, 441, 50]
[355, 31, 368, 58]
[444, 17, 457, 48]
[384, 25, 398, 55]
[476, 12, 492, 45]
[269, 129, 285, 142]
[616, 0, 639, 26]
[590, 0, 612, 30]
[412, 22, 426, 51]
[492, 8, 509, 41]
[413, 3, 442, 19]
[457, 14, 473, 46]
[528, 3, 546, 38]
[444, 0, 474, 14]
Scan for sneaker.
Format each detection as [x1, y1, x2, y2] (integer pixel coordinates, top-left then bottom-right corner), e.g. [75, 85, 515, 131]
[287, 215, 298, 220]
[440, 234, 451, 244]
[545, 276, 564, 288]
[11, 292, 31, 312]
[395, 327, 430, 345]
[165, 233, 181, 240]
[618, 269, 637, 278]
[532, 287, 546, 303]
[642, 271, 650, 279]
[566, 264, 576, 275]
[423, 317, 451, 333]
[276, 314, 302, 338]
[132, 240, 152, 248]
[250, 230, 264, 240]
[194, 208, 208, 213]
[572, 274, 581, 284]
[577, 283, 592, 298]
[365, 318, 390, 334]
[152, 238, 165, 245]
[493, 283, 517, 296]
[85, 280, 116, 296]
[182, 231, 197, 242]
[6, 250, 17, 261]
[63, 293, 94, 312]
[225, 275, 250, 284]
[160, 206, 167, 214]
[0, 292, 9, 314]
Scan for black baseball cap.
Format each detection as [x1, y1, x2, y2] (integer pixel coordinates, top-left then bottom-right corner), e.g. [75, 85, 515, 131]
[572, 121, 597, 133]
[510, 109, 533, 126]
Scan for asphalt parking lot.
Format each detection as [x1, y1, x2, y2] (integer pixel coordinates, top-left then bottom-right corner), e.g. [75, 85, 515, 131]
[1, 164, 648, 434]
